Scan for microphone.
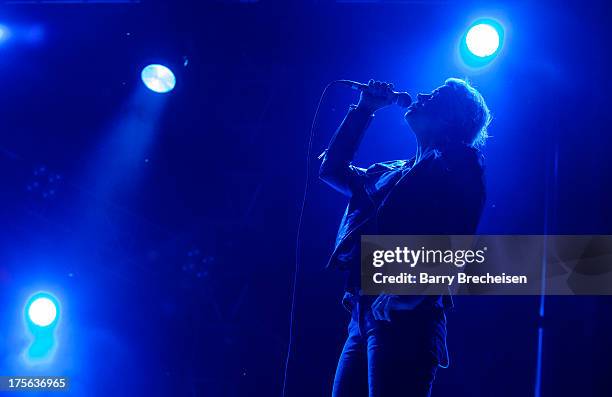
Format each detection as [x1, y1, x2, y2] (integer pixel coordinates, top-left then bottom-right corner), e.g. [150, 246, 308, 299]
[336, 79, 413, 108]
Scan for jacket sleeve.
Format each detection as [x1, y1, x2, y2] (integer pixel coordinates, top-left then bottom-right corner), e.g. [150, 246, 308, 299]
[319, 105, 374, 197]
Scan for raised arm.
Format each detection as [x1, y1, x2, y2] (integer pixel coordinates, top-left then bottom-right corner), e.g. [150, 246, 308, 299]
[319, 80, 397, 196]
[318, 105, 373, 196]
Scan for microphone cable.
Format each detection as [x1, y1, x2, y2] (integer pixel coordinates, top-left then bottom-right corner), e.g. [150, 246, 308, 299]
[281, 81, 338, 397]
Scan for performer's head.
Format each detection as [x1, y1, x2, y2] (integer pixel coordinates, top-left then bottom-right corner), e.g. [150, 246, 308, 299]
[405, 78, 491, 148]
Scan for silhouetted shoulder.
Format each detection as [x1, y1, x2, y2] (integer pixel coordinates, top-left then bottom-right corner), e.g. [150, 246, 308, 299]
[439, 144, 485, 174]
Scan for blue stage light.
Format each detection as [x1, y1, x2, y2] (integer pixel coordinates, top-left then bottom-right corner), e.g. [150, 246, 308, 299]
[458, 18, 504, 69]
[24, 292, 60, 363]
[141, 64, 176, 93]
[26, 293, 59, 327]
[466, 23, 500, 57]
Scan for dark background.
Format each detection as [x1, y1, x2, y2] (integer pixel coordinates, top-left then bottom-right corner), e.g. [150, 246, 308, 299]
[0, 0, 611, 396]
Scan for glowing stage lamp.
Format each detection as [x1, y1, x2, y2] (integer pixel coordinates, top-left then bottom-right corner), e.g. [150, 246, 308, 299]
[466, 23, 500, 57]
[141, 64, 176, 93]
[459, 19, 504, 68]
[24, 292, 60, 362]
[27, 296, 58, 327]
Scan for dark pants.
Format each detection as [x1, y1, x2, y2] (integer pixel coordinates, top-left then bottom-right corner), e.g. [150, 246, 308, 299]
[332, 295, 448, 397]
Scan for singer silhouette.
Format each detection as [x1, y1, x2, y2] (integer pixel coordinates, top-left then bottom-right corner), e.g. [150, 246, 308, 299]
[320, 79, 490, 397]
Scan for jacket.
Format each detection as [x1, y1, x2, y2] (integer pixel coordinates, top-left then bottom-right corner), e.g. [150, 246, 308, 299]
[319, 105, 486, 302]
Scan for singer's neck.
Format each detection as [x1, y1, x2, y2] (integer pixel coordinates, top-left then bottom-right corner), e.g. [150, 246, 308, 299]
[414, 139, 438, 166]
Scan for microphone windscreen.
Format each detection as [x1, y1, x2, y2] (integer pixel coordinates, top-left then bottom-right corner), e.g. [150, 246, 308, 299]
[396, 92, 413, 108]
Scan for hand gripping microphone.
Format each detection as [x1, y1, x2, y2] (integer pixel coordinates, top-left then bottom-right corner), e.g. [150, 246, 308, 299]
[336, 79, 413, 108]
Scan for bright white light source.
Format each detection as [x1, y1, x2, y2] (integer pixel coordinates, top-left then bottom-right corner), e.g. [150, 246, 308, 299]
[28, 297, 57, 327]
[141, 64, 176, 94]
[466, 23, 500, 57]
